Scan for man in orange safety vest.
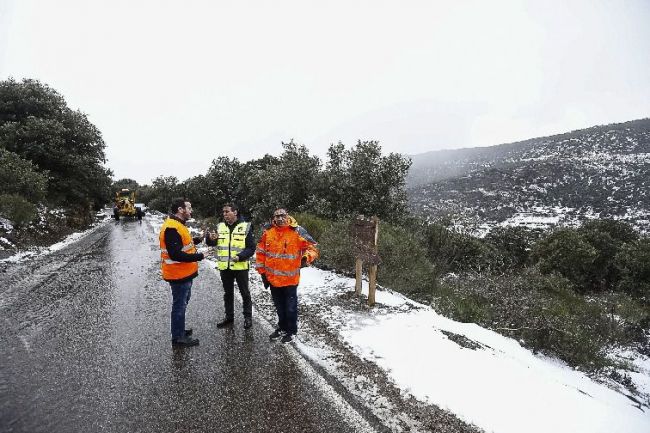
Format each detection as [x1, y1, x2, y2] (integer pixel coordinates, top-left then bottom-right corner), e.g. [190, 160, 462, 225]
[255, 207, 318, 343]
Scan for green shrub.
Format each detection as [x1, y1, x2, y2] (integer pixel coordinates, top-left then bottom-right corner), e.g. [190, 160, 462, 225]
[615, 238, 650, 301]
[424, 222, 497, 274]
[579, 219, 638, 245]
[435, 288, 490, 323]
[598, 291, 650, 355]
[530, 229, 598, 291]
[376, 222, 437, 300]
[525, 285, 610, 369]
[484, 226, 542, 271]
[435, 269, 623, 371]
[0, 194, 38, 227]
[292, 212, 331, 242]
[316, 219, 356, 273]
[530, 221, 640, 293]
[578, 219, 639, 291]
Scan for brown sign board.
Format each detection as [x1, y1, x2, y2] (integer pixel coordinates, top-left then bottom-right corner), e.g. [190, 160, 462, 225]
[350, 215, 381, 265]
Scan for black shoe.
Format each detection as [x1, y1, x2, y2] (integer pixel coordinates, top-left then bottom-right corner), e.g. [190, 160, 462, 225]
[281, 333, 295, 344]
[172, 336, 199, 347]
[185, 328, 193, 336]
[244, 318, 253, 329]
[216, 318, 234, 328]
[269, 329, 283, 340]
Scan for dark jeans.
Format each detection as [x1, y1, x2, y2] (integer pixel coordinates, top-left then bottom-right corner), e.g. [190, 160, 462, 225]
[220, 269, 252, 319]
[170, 279, 193, 340]
[270, 285, 298, 335]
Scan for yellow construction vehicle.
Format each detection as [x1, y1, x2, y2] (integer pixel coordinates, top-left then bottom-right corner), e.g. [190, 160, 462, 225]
[113, 189, 144, 221]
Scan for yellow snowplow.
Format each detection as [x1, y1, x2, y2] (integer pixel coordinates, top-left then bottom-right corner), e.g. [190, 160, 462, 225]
[112, 189, 144, 221]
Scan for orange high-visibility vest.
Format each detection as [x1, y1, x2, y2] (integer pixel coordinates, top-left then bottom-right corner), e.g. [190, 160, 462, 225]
[159, 217, 198, 281]
[255, 221, 318, 287]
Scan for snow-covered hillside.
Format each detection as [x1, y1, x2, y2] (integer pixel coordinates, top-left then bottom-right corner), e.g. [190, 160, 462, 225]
[408, 119, 650, 233]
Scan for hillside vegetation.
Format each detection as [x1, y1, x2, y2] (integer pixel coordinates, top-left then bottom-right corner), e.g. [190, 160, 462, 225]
[408, 119, 650, 232]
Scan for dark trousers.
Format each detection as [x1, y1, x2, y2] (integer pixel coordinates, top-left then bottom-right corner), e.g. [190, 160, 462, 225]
[270, 285, 298, 335]
[170, 279, 192, 340]
[219, 269, 252, 319]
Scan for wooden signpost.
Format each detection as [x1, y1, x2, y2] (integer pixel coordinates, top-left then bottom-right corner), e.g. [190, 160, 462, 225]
[350, 215, 380, 306]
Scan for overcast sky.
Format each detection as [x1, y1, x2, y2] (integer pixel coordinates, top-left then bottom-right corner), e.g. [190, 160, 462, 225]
[1, 0, 649, 184]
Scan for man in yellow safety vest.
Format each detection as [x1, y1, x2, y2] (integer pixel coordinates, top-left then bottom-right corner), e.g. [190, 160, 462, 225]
[206, 203, 255, 329]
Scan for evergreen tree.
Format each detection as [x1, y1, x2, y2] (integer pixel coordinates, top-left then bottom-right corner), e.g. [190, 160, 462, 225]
[0, 147, 48, 202]
[148, 176, 181, 213]
[111, 178, 140, 194]
[240, 154, 280, 222]
[275, 141, 320, 212]
[318, 140, 411, 222]
[0, 78, 112, 211]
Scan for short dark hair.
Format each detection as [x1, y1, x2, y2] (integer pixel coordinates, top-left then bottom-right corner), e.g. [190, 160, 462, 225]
[170, 197, 188, 214]
[223, 202, 239, 214]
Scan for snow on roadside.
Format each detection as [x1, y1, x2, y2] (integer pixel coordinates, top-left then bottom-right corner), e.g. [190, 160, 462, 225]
[0, 218, 110, 263]
[295, 267, 650, 433]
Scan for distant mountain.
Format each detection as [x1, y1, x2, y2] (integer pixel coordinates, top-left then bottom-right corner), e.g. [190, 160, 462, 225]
[407, 118, 650, 232]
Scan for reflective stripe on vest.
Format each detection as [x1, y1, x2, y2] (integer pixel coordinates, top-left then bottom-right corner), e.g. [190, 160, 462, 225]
[216, 221, 250, 271]
[161, 244, 194, 254]
[254, 263, 300, 277]
[159, 217, 198, 281]
[265, 267, 300, 277]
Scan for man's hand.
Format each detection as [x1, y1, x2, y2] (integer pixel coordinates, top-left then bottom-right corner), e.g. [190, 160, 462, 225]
[261, 274, 270, 289]
[232, 255, 240, 262]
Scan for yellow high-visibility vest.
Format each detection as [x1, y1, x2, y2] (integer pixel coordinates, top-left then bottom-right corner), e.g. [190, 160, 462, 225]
[216, 221, 250, 271]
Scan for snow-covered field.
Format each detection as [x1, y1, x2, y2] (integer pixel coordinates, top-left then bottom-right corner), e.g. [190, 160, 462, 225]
[284, 268, 650, 433]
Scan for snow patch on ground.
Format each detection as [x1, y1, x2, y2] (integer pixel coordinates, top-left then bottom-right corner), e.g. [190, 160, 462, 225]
[294, 267, 650, 433]
[0, 217, 13, 232]
[0, 219, 109, 263]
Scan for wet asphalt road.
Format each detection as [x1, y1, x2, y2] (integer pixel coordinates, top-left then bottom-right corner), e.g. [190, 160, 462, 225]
[0, 218, 372, 433]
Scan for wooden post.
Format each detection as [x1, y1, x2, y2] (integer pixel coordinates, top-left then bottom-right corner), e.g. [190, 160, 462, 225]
[368, 264, 378, 306]
[351, 215, 380, 304]
[367, 217, 380, 306]
[355, 258, 363, 296]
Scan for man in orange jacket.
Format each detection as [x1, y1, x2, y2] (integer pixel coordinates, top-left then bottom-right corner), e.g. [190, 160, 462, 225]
[159, 198, 205, 347]
[255, 208, 318, 343]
